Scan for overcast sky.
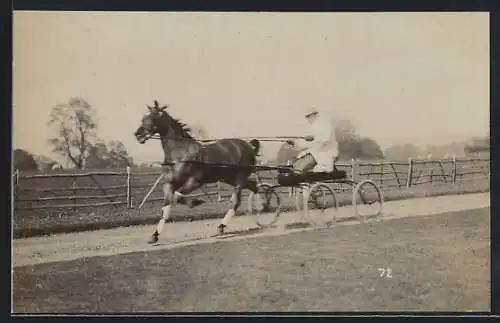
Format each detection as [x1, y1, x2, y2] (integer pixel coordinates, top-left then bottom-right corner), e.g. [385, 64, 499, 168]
[13, 11, 489, 163]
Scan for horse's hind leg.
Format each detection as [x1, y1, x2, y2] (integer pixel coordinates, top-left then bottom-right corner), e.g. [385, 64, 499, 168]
[217, 183, 243, 235]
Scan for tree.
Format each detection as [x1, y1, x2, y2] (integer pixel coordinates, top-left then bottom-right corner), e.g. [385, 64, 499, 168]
[13, 149, 38, 171]
[333, 119, 384, 160]
[358, 138, 384, 160]
[276, 143, 299, 165]
[106, 140, 135, 168]
[334, 119, 360, 160]
[86, 140, 135, 169]
[47, 98, 98, 169]
[85, 140, 109, 169]
[333, 119, 358, 143]
[384, 144, 420, 160]
[464, 135, 489, 156]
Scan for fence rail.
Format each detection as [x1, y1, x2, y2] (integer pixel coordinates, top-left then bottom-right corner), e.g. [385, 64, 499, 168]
[13, 157, 489, 211]
[20, 171, 125, 179]
[15, 201, 128, 210]
[19, 184, 128, 192]
[20, 193, 128, 202]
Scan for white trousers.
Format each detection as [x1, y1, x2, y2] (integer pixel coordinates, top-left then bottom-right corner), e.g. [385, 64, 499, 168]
[298, 148, 336, 172]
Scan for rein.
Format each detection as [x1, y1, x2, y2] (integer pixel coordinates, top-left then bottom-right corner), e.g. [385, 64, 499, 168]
[160, 159, 302, 174]
[145, 134, 307, 173]
[149, 135, 306, 143]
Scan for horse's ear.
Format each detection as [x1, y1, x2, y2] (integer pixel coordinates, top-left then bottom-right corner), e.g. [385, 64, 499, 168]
[154, 100, 160, 108]
[161, 104, 168, 111]
[147, 105, 152, 112]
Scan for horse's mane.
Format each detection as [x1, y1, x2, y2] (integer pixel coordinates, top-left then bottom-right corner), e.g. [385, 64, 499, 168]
[153, 101, 193, 139]
[170, 117, 193, 139]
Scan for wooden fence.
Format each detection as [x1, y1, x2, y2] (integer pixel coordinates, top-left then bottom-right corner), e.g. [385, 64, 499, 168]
[12, 157, 490, 212]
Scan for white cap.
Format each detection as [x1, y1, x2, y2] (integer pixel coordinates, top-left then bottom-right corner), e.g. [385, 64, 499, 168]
[304, 107, 319, 117]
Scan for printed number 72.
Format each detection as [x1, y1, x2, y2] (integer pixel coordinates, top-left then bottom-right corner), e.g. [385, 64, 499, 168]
[377, 267, 392, 278]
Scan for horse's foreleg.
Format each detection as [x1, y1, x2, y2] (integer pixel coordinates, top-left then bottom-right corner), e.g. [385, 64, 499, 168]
[148, 183, 178, 244]
[218, 184, 243, 235]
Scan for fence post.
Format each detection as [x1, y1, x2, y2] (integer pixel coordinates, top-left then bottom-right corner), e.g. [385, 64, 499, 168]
[406, 157, 413, 188]
[72, 180, 77, 211]
[271, 169, 277, 184]
[126, 166, 132, 208]
[13, 169, 19, 210]
[452, 156, 457, 184]
[351, 158, 356, 182]
[379, 162, 384, 187]
[217, 181, 222, 203]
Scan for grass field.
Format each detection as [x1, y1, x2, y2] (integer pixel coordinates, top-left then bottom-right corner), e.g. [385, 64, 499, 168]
[12, 207, 490, 312]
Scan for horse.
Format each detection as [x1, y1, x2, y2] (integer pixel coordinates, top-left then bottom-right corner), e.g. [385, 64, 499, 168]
[134, 100, 261, 244]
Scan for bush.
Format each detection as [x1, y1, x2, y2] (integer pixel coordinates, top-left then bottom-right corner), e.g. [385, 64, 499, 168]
[13, 149, 38, 171]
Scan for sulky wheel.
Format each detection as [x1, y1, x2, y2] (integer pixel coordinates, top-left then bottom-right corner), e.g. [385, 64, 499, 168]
[351, 179, 384, 223]
[247, 183, 281, 228]
[303, 182, 338, 228]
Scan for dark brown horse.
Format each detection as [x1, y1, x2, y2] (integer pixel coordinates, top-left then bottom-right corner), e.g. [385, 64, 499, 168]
[134, 101, 261, 244]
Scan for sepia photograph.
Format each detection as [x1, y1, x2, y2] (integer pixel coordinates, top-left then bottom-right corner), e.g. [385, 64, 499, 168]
[12, 11, 490, 313]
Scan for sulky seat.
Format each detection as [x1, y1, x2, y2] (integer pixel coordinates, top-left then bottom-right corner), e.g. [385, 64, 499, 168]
[277, 168, 347, 186]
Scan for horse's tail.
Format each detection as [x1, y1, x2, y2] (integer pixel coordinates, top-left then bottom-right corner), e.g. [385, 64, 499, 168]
[248, 139, 261, 155]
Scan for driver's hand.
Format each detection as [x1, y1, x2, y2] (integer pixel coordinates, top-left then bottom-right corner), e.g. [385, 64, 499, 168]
[286, 140, 295, 146]
[304, 135, 314, 142]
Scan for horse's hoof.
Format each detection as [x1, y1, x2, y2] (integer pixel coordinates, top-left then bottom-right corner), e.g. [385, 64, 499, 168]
[217, 224, 226, 235]
[148, 232, 159, 244]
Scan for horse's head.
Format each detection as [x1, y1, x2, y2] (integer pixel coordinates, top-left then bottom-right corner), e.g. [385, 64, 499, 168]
[134, 100, 169, 144]
[135, 100, 194, 144]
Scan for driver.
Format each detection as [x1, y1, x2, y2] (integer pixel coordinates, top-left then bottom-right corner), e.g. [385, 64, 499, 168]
[287, 107, 338, 173]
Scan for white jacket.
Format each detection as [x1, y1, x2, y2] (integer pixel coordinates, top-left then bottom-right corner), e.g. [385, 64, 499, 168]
[297, 116, 338, 171]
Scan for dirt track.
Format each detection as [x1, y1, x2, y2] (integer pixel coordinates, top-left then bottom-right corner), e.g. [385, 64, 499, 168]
[13, 193, 490, 267]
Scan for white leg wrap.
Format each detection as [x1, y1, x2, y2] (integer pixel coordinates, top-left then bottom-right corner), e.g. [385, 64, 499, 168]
[222, 209, 236, 226]
[157, 205, 172, 234]
[162, 205, 172, 218]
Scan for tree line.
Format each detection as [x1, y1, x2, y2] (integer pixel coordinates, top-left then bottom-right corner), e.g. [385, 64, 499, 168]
[14, 98, 137, 171]
[13, 97, 488, 171]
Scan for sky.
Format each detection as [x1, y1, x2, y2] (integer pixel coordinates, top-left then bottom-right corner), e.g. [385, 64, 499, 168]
[13, 11, 489, 164]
